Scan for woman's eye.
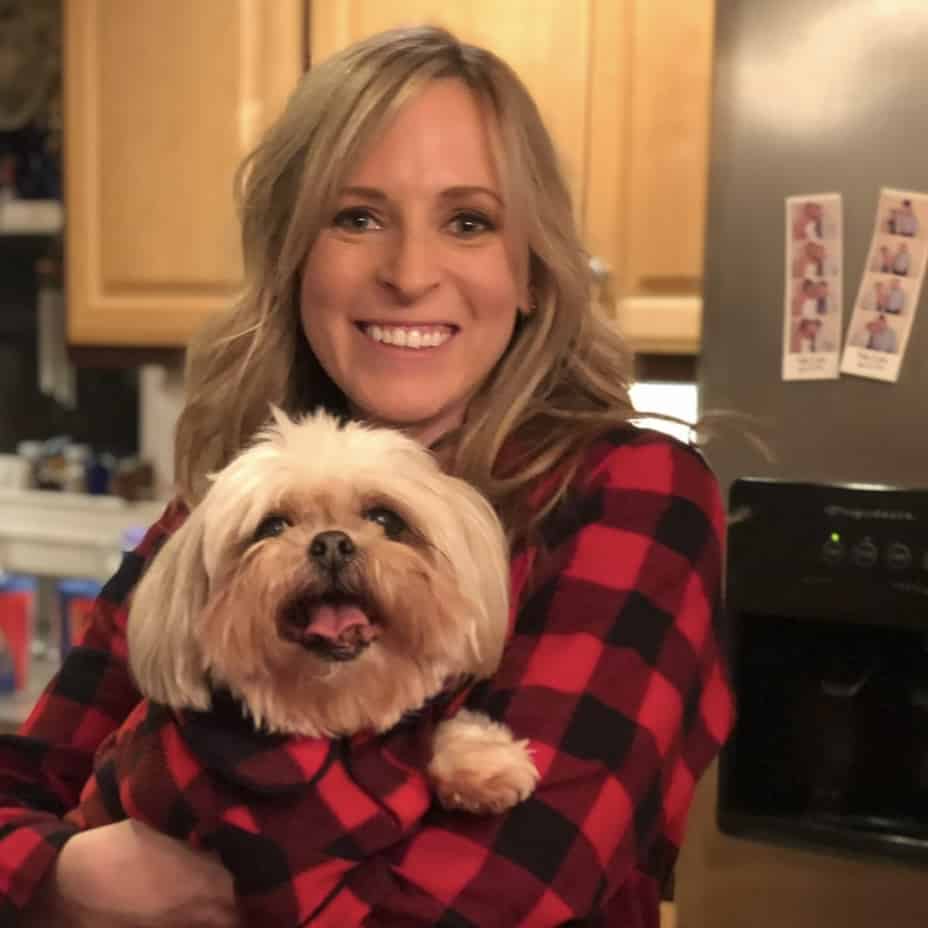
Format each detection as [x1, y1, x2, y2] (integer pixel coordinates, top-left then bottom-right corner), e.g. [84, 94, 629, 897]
[449, 211, 495, 237]
[363, 506, 408, 540]
[253, 515, 291, 542]
[333, 208, 382, 233]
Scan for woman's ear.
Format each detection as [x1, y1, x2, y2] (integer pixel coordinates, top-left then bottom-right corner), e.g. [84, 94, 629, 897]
[127, 504, 212, 710]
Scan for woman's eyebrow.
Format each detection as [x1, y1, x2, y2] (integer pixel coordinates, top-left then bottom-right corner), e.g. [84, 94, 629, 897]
[440, 185, 503, 205]
[339, 185, 388, 201]
[337, 185, 502, 205]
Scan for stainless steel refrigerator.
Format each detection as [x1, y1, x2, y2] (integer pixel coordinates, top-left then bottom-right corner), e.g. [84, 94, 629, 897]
[696, 0, 928, 497]
[676, 2, 928, 925]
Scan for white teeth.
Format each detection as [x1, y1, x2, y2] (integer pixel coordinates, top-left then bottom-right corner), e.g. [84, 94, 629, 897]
[362, 325, 452, 349]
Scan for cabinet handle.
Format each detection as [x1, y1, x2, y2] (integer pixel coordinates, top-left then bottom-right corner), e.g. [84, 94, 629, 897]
[589, 255, 610, 280]
[589, 256, 617, 316]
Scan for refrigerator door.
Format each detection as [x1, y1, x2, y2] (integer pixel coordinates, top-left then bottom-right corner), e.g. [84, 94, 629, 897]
[698, 0, 928, 498]
[682, 2, 928, 926]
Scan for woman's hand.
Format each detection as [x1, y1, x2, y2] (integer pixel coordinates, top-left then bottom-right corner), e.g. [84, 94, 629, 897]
[24, 819, 242, 927]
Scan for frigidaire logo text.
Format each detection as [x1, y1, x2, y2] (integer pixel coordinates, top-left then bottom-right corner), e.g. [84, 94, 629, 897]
[824, 505, 916, 521]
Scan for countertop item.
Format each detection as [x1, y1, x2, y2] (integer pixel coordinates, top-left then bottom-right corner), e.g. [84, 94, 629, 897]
[0, 490, 164, 729]
[0, 651, 57, 730]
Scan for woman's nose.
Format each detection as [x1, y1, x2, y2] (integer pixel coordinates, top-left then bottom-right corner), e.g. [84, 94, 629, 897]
[377, 226, 440, 302]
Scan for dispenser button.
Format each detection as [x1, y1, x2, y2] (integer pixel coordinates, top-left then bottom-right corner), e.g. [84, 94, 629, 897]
[821, 539, 844, 565]
[852, 540, 878, 568]
[886, 543, 912, 570]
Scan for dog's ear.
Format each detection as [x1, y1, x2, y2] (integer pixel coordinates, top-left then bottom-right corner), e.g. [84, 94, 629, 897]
[127, 504, 212, 710]
[437, 477, 511, 678]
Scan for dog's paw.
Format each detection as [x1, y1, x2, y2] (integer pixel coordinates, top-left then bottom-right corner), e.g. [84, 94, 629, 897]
[428, 709, 539, 814]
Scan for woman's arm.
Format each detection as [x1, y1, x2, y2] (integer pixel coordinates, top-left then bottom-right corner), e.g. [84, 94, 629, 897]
[0, 499, 187, 920]
[345, 429, 735, 926]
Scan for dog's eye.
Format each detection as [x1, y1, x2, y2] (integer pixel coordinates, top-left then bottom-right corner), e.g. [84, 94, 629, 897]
[363, 506, 407, 540]
[253, 514, 291, 542]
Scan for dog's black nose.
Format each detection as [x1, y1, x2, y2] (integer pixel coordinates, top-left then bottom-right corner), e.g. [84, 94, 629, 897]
[309, 531, 355, 570]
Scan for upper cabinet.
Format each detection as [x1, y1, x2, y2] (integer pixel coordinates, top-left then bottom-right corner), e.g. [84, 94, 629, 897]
[608, 0, 715, 353]
[63, 0, 305, 346]
[311, 2, 593, 230]
[63, 0, 712, 352]
[310, 0, 715, 354]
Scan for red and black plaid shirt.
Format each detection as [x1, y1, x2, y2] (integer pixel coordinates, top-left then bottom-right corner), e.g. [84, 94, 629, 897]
[67, 688, 454, 925]
[0, 427, 733, 926]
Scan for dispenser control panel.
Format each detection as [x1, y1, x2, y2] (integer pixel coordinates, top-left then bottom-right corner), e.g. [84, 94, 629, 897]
[727, 478, 928, 626]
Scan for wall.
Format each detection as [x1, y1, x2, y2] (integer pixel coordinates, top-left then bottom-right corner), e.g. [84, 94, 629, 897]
[139, 363, 184, 500]
[0, 236, 139, 459]
[629, 381, 699, 441]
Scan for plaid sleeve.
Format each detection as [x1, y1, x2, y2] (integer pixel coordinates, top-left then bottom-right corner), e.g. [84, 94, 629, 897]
[0, 498, 188, 921]
[351, 429, 735, 927]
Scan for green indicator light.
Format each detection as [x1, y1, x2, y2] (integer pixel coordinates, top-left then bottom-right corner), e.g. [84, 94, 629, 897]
[830, 532, 840, 543]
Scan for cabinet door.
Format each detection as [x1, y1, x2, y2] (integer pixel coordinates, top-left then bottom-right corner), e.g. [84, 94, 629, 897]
[589, 0, 715, 353]
[64, 0, 304, 347]
[309, 0, 594, 233]
[309, 1, 713, 355]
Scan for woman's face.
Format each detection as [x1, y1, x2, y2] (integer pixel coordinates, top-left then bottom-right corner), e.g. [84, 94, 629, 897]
[300, 79, 528, 446]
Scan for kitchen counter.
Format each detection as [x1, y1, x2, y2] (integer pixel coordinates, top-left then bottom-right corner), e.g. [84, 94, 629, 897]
[0, 490, 164, 731]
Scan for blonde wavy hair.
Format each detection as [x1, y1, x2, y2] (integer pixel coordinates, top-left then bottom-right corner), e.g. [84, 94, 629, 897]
[176, 25, 636, 545]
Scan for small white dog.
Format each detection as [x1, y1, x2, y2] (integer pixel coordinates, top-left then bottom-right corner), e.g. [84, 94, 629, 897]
[125, 408, 538, 813]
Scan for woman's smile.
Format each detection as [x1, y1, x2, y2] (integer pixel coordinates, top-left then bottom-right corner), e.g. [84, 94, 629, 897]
[356, 322, 457, 350]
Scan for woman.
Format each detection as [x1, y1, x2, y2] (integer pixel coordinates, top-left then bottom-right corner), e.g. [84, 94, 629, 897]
[3, 26, 732, 927]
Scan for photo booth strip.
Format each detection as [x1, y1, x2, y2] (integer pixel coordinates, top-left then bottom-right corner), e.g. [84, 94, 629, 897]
[840, 187, 928, 383]
[782, 194, 843, 381]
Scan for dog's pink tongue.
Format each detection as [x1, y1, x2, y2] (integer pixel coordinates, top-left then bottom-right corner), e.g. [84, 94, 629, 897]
[306, 603, 374, 642]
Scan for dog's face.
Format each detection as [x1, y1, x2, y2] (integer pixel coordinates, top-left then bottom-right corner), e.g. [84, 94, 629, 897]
[128, 410, 510, 737]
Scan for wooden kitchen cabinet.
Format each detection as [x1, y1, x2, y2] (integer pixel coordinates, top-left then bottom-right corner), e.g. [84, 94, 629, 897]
[612, 0, 715, 353]
[64, 0, 712, 352]
[310, 0, 715, 354]
[310, 1, 592, 228]
[63, 0, 305, 346]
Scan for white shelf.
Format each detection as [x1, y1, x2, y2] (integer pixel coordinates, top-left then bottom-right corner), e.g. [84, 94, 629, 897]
[0, 489, 165, 581]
